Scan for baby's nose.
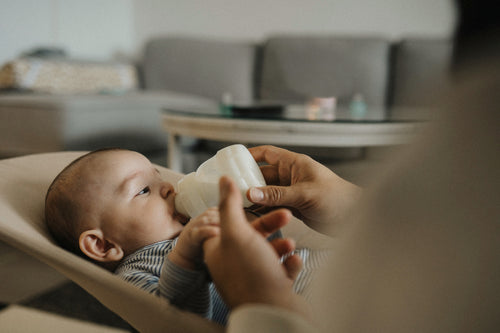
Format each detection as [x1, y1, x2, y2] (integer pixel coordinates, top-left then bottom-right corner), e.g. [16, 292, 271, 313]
[160, 182, 174, 198]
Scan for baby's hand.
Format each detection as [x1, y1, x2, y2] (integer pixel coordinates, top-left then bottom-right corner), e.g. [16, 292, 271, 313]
[168, 207, 220, 270]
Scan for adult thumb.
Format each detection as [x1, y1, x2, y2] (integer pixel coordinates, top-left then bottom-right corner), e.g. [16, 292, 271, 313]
[248, 185, 299, 207]
[218, 176, 249, 234]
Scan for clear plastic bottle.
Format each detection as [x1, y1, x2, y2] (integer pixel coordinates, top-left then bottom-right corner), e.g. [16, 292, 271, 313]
[174, 144, 266, 218]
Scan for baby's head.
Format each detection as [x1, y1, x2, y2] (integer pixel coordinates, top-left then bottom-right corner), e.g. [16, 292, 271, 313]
[45, 148, 187, 267]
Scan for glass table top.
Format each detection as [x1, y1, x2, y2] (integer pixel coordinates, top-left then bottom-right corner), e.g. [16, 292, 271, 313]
[163, 102, 420, 124]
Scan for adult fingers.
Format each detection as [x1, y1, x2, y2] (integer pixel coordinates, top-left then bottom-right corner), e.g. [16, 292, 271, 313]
[268, 236, 303, 281]
[259, 165, 280, 185]
[249, 145, 292, 166]
[283, 254, 302, 280]
[269, 237, 295, 257]
[218, 176, 250, 237]
[248, 184, 303, 208]
[250, 208, 291, 237]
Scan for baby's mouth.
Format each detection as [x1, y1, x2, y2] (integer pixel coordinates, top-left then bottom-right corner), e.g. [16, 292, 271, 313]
[173, 209, 190, 225]
[172, 192, 187, 222]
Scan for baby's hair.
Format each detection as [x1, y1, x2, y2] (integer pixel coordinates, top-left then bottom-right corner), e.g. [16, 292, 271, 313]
[45, 148, 124, 257]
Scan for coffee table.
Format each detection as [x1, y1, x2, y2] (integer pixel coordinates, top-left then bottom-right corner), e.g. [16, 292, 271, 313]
[161, 104, 423, 172]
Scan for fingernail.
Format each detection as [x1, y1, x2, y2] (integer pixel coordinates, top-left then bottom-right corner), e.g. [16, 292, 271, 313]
[249, 187, 264, 202]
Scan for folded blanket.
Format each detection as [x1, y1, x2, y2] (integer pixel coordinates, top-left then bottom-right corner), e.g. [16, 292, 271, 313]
[0, 58, 138, 94]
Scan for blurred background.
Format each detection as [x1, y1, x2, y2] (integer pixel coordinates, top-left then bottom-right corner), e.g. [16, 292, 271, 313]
[0, 0, 456, 65]
[0, 1, 459, 332]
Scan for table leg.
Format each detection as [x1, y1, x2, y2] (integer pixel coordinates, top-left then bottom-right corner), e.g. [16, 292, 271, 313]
[167, 133, 182, 172]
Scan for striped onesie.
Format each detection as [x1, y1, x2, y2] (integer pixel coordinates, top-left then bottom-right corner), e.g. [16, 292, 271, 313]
[115, 235, 329, 325]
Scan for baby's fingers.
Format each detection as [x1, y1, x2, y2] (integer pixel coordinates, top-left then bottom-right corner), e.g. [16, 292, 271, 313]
[192, 225, 220, 243]
[191, 207, 220, 226]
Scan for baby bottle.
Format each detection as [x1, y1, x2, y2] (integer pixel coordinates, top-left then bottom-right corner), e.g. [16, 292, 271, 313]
[174, 144, 266, 218]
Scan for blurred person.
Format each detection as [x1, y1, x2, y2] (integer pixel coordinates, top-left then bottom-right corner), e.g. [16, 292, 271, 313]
[202, 0, 500, 331]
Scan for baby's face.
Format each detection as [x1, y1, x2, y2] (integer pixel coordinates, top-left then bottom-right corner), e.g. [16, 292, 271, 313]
[83, 150, 186, 255]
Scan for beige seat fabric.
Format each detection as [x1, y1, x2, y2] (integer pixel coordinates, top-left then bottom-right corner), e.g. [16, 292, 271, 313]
[0, 152, 222, 332]
[0, 151, 326, 332]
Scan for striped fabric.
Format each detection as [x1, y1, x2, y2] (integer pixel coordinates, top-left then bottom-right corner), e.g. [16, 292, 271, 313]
[115, 236, 330, 326]
[115, 238, 228, 325]
[291, 248, 331, 300]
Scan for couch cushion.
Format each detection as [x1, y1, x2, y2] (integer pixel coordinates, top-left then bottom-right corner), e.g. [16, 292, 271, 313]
[259, 35, 391, 109]
[390, 38, 453, 108]
[143, 36, 258, 102]
[0, 91, 216, 156]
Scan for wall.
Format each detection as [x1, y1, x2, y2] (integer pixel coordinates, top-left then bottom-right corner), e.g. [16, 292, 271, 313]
[0, 0, 134, 64]
[133, 0, 456, 43]
[0, 0, 456, 65]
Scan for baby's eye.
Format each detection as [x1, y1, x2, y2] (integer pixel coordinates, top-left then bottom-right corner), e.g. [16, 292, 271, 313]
[137, 186, 150, 195]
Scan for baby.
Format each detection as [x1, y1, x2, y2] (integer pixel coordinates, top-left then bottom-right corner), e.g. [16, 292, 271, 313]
[45, 148, 230, 323]
[45, 148, 328, 325]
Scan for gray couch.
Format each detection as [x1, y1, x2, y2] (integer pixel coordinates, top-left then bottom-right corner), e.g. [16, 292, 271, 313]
[0, 35, 452, 158]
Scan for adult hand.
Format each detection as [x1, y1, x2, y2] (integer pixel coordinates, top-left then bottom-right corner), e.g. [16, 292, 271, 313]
[203, 176, 310, 319]
[248, 145, 362, 234]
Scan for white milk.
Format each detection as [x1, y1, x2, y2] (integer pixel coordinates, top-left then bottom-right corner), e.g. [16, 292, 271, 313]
[174, 144, 266, 218]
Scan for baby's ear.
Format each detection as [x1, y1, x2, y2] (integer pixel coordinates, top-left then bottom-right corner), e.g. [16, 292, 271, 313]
[79, 229, 124, 263]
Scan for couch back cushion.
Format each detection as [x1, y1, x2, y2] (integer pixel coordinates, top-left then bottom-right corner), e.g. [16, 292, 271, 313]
[390, 38, 453, 108]
[258, 35, 391, 107]
[143, 36, 257, 102]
